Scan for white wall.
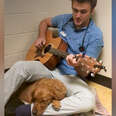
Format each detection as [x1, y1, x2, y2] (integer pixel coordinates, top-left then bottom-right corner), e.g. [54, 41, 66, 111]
[0, 0, 4, 78]
[4, 0, 112, 77]
[95, 0, 112, 77]
[0, 0, 4, 115]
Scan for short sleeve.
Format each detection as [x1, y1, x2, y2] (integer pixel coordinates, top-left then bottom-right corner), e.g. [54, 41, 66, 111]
[51, 14, 65, 27]
[51, 14, 72, 28]
[86, 32, 104, 58]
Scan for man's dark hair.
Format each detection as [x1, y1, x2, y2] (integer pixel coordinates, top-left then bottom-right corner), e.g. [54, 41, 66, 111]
[71, 0, 97, 9]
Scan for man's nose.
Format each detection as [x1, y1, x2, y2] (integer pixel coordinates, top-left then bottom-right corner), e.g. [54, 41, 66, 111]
[75, 12, 81, 18]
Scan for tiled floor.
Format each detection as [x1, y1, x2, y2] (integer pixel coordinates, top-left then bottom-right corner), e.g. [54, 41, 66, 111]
[88, 81, 112, 115]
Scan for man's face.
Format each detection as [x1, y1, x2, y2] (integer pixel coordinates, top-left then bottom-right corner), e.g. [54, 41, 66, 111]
[72, 1, 94, 28]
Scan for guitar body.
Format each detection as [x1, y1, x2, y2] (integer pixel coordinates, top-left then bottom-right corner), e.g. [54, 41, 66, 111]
[26, 30, 67, 70]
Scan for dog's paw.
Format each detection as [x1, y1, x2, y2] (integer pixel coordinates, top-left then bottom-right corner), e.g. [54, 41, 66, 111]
[52, 100, 61, 111]
[32, 108, 38, 116]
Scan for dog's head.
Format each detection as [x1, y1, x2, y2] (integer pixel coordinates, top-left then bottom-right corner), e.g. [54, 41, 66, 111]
[51, 80, 67, 100]
[32, 87, 53, 116]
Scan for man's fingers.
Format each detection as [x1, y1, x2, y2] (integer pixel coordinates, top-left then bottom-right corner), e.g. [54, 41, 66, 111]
[66, 54, 79, 66]
[42, 41, 46, 45]
[34, 40, 46, 49]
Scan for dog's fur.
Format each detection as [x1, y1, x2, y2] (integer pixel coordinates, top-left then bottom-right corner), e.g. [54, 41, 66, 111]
[18, 77, 67, 116]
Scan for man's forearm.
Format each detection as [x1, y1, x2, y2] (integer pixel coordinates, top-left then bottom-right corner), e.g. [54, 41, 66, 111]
[38, 20, 48, 39]
[38, 18, 52, 39]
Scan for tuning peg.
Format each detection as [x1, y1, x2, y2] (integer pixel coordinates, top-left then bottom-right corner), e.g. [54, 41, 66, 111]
[81, 63, 84, 66]
[90, 73, 95, 77]
[102, 66, 107, 72]
[99, 60, 103, 64]
[86, 70, 90, 74]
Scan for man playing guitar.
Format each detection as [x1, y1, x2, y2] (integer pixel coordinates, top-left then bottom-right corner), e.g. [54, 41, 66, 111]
[5, 0, 109, 116]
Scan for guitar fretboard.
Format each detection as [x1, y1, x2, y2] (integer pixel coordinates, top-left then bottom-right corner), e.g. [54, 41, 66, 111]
[48, 48, 69, 59]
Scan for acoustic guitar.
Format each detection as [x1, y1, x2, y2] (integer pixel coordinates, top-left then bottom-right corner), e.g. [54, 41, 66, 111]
[26, 29, 106, 78]
[26, 29, 68, 70]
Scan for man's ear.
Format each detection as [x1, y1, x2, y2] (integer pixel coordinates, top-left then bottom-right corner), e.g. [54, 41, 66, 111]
[91, 8, 95, 16]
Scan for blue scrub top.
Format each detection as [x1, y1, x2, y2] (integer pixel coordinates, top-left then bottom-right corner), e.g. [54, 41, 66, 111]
[51, 14, 104, 75]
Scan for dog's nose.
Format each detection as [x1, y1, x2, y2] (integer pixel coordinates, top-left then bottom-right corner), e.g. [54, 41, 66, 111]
[32, 109, 37, 116]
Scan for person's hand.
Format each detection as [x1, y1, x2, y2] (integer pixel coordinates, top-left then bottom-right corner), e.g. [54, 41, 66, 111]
[66, 54, 81, 67]
[34, 37, 46, 49]
[66, 53, 90, 67]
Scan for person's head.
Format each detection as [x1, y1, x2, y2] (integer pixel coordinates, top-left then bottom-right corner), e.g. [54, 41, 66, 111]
[71, 0, 97, 29]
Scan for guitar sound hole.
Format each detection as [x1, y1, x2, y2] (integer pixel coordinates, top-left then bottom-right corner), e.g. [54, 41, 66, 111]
[44, 44, 51, 53]
[35, 59, 40, 61]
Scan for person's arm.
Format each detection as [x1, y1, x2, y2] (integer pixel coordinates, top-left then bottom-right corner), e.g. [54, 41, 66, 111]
[34, 17, 53, 49]
[35, 14, 69, 49]
[66, 36, 104, 67]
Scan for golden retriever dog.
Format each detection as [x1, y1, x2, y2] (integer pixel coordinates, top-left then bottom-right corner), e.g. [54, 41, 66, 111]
[18, 77, 67, 116]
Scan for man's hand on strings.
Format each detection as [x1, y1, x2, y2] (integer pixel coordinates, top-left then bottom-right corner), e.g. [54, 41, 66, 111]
[34, 37, 46, 49]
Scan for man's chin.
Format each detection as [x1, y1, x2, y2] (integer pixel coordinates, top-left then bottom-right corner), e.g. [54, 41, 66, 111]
[74, 23, 82, 29]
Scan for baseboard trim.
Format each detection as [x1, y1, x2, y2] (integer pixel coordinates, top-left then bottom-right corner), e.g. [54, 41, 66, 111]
[86, 74, 112, 89]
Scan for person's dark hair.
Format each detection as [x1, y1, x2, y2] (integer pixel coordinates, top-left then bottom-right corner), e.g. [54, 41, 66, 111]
[71, 0, 97, 9]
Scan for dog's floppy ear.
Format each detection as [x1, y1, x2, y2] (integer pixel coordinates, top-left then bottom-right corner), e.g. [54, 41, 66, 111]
[31, 88, 38, 102]
[18, 83, 37, 103]
[25, 87, 37, 103]
[32, 87, 54, 103]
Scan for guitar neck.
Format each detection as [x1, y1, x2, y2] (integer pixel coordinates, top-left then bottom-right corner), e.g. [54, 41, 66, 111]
[48, 48, 69, 59]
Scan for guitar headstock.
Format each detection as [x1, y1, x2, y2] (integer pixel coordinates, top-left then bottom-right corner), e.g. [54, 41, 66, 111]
[75, 55, 107, 78]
